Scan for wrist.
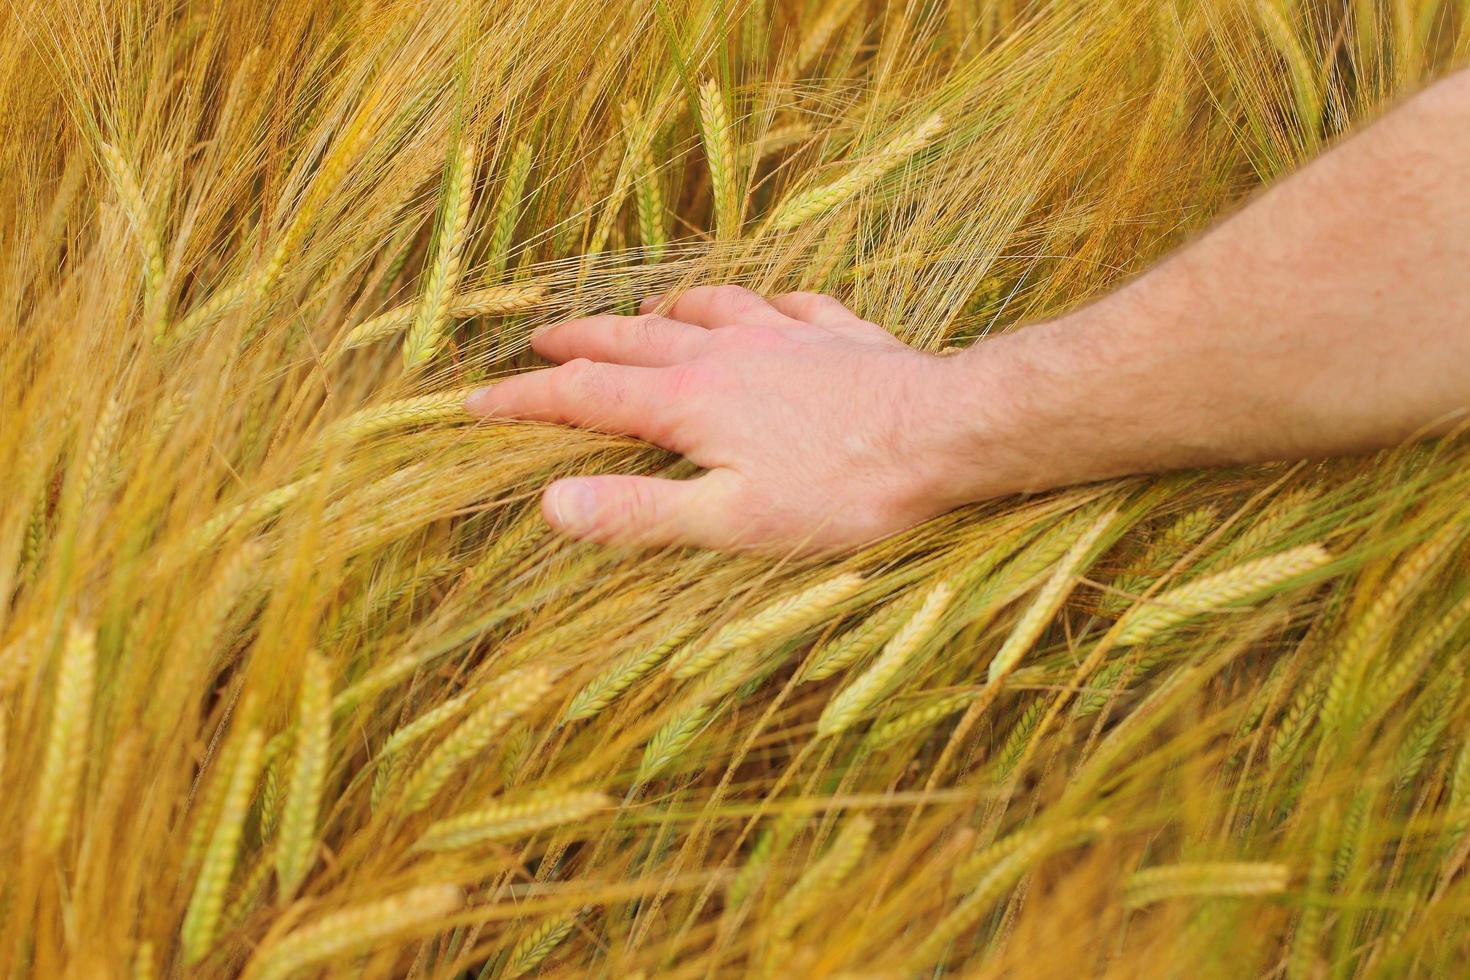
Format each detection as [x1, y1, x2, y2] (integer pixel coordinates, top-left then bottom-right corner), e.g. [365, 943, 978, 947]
[923, 303, 1177, 504]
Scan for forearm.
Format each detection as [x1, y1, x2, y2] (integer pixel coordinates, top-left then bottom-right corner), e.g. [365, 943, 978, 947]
[953, 70, 1470, 496]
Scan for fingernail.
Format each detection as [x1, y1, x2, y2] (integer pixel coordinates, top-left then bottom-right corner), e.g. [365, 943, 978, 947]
[464, 386, 494, 414]
[547, 480, 597, 530]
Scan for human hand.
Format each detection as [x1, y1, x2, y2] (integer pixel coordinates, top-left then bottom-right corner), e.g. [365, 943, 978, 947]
[465, 285, 1001, 554]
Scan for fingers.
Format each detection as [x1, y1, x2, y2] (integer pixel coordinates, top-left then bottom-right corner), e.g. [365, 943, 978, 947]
[639, 284, 796, 329]
[767, 291, 865, 330]
[540, 470, 745, 549]
[633, 285, 869, 336]
[533, 314, 707, 367]
[465, 359, 676, 444]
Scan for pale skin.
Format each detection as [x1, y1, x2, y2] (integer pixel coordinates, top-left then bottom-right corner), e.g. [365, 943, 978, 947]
[467, 71, 1470, 555]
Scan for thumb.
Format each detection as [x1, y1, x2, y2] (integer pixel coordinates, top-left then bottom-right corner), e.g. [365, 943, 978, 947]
[540, 470, 743, 549]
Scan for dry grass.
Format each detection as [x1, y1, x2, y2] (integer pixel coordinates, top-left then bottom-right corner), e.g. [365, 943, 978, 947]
[3, 0, 1470, 976]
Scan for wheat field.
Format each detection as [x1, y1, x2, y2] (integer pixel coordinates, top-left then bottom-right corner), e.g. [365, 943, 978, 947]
[3, 0, 1470, 976]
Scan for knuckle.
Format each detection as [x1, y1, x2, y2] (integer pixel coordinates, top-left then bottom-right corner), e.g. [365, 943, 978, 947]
[633, 314, 673, 351]
[711, 284, 761, 312]
[664, 362, 723, 402]
[738, 324, 785, 346]
[783, 290, 849, 319]
[553, 357, 597, 399]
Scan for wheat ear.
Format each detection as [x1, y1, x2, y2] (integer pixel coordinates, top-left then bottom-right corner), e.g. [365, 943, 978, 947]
[817, 580, 955, 738]
[868, 690, 979, 748]
[988, 508, 1120, 683]
[340, 284, 546, 352]
[99, 142, 167, 343]
[638, 704, 714, 781]
[172, 112, 374, 342]
[487, 139, 534, 279]
[505, 914, 579, 978]
[30, 621, 95, 852]
[1125, 862, 1290, 907]
[131, 940, 155, 980]
[256, 110, 377, 298]
[243, 885, 463, 980]
[185, 479, 313, 558]
[414, 790, 610, 851]
[1113, 544, 1330, 647]
[905, 818, 1108, 972]
[1320, 526, 1460, 733]
[1256, 0, 1323, 141]
[182, 725, 264, 964]
[28, 625, 94, 852]
[562, 621, 700, 723]
[668, 572, 865, 679]
[629, 108, 668, 262]
[77, 395, 123, 509]
[697, 78, 740, 239]
[275, 653, 331, 900]
[766, 113, 943, 233]
[796, 0, 863, 72]
[321, 388, 475, 444]
[770, 814, 873, 938]
[403, 138, 477, 369]
[802, 589, 924, 682]
[372, 691, 475, 808]
[1102, 505, 1220, 615]
[399, 665, 555, 813]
